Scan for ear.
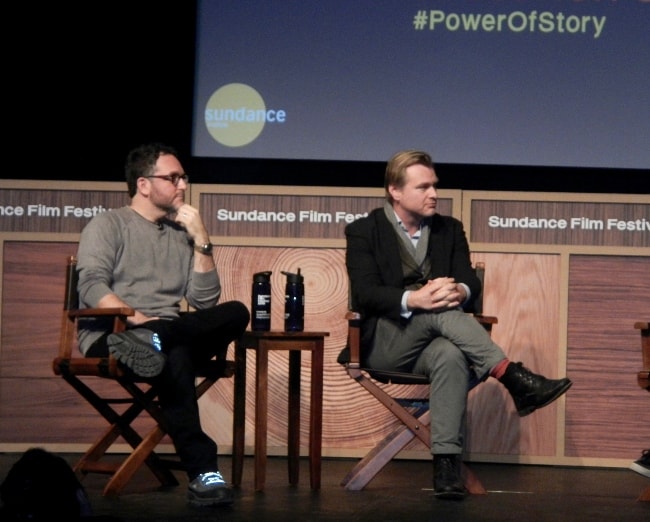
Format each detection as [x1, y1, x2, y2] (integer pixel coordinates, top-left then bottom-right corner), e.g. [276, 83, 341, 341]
[387, 184, 400, 202]
[137, 176, 152, 196]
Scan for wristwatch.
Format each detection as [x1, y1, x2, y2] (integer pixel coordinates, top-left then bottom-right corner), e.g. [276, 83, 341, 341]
[194, 242, 213, 255]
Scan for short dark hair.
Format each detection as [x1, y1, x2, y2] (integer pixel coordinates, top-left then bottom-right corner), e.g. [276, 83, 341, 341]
[124, 143, 179, 197]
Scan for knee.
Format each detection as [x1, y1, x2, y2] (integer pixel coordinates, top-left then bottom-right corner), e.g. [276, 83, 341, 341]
[421, 339, 469, 376]
[437, 342, 465, 364]
[216, 300, 250, 333]
[229, 300, 251, 327]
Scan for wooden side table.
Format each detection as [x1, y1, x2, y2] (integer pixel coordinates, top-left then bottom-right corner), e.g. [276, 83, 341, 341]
[232, 330, 329, 491]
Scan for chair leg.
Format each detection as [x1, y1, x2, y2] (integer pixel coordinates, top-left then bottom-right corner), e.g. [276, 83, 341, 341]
[461, 465, 487, 495]
[102, 377, 221, 494]
[353, 373, 431, 446]
[64, 374, 179, 494]
[103, 426, 177, 496]
[341, 422, 417, 490]
[341, 408, 486, 494]
[72, 419, 179, 496]
[75, 423, 123, 475]
[639, 484, 650, 502]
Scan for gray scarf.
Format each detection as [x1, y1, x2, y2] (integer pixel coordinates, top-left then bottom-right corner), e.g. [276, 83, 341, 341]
[383, 202, 432, 289]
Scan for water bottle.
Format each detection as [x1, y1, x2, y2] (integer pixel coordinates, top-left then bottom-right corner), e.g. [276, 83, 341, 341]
[282, 268, 304, 332]
[251, 271, 272, 331]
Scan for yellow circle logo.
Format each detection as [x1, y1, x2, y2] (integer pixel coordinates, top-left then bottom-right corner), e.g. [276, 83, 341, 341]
[204, 83, 266, 147]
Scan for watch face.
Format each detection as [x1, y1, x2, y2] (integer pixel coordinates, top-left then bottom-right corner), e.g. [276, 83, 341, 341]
[195, 243, 212, 254]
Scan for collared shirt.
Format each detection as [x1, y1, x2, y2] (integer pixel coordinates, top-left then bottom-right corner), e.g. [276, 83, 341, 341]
[395, 212, 471, 317]
[396, 217, 421, 246]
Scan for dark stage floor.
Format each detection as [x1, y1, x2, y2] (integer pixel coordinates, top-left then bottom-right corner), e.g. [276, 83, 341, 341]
[1, 453, 648, 521]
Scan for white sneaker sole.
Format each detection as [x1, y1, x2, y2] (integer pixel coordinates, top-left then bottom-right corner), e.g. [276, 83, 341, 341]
[187, 487, 234, 507]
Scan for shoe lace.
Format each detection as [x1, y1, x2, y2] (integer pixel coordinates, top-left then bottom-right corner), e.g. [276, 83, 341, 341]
[197, 471, 225, 486]
[435, 456, 459, 477]
[439, 458, 452, 471]
[151, 332, 162, 352]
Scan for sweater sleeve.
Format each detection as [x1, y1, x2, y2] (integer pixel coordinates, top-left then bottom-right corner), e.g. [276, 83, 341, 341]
[186, 264, 222, 309]
[76, 212, 121, 308]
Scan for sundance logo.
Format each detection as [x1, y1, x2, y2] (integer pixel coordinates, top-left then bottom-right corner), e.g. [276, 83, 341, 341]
[204, 83, 286, 147]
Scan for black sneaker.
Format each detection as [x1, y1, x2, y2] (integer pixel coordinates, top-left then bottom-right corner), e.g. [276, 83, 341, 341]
[187, 471, 234, 507]
[107, 328, 166, 378]
[630, 449, 650, 478]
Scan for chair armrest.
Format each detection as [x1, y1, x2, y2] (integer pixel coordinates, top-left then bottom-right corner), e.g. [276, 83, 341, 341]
[474, 313, 498, 325]
[69, 307, 134, 334]
[346, 311, 361, 321]
[56, 307, 136, 365]
[473, 313, 498, 335]
[68, 307, 135, 318]
[345, 311, 362, 366]
[635, 320, 649, 370]
[53, 356, 119, 377]
[638, 371, 650, 392]
[635, 321, 649, 390]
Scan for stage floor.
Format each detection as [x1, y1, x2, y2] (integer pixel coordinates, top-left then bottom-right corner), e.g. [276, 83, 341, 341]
[1, 453, 648, 521]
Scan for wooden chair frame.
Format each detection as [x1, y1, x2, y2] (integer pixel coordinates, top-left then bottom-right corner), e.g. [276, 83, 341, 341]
[636, 321, 649, 393]
[634, 321, 649, 502]
[340, 264, 497, 493]
[52, 256, 235, 496]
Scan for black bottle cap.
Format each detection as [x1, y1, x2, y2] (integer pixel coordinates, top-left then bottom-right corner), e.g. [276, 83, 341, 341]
[253, 271, 272, 282]
[281, 268, 303, 283]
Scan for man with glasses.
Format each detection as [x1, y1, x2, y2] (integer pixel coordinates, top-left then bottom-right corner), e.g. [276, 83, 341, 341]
[75, 142, 250, 507]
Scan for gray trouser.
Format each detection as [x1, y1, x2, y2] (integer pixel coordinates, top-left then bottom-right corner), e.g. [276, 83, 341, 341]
[365, 308, 506, 455]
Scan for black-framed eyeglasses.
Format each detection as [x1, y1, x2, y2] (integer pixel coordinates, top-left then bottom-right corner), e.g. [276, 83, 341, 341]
[144, 174, 189, 186]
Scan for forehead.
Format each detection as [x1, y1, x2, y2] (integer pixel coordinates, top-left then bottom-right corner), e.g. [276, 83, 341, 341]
[404, 163, 437, 184]
[154, 153, 183, 174]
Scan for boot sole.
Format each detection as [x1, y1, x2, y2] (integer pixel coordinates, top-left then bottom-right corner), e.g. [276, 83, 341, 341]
[434, 488, 467, 500]
[518, 379, 573, 417]
[107, 331, 166, 378]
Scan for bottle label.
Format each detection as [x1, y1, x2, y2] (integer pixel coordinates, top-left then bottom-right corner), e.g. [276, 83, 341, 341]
[255, 294, 271, 307]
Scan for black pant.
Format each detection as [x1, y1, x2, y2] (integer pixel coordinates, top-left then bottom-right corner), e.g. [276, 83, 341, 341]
[86, 300, 250, 480]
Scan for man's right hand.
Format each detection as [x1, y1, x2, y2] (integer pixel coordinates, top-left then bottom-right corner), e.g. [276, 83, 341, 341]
[408, 277, 462, 312]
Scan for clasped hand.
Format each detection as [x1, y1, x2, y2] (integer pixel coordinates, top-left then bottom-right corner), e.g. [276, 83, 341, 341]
[408, 277, 463, 312]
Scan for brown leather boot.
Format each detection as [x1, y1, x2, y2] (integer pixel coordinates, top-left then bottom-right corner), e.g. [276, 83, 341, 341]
[500, 362, 572, 417]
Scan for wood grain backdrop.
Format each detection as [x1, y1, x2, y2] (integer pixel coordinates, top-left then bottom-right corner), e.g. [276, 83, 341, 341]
[5, 242, 647, 466]
[1, 184, 648, 470]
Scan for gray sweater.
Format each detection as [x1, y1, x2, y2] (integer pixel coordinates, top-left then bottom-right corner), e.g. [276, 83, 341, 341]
[76, 206, 221, 354]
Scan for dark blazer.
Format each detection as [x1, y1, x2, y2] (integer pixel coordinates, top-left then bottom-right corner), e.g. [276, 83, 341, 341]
[345, 207, 481, 349]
